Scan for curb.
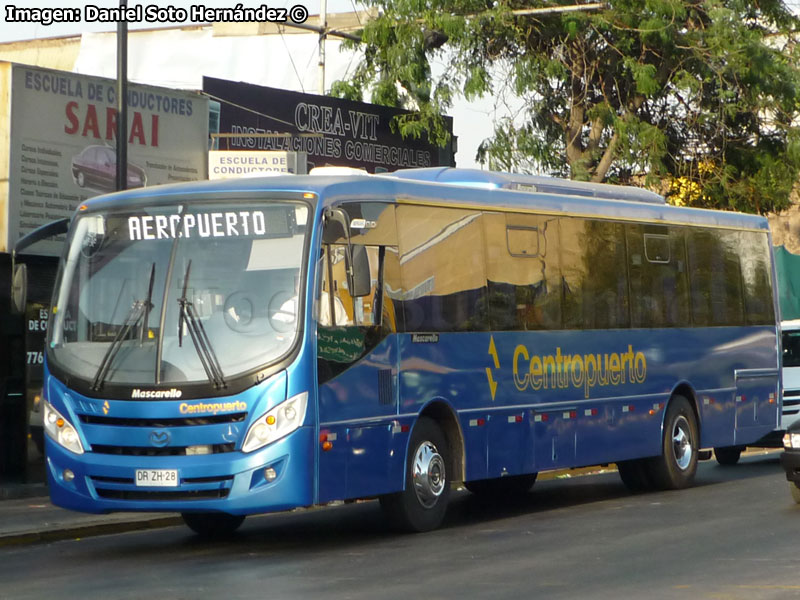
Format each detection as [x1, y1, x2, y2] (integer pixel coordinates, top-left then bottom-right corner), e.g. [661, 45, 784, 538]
[0, 515, 184, 547]
[0, 483, 48, 501]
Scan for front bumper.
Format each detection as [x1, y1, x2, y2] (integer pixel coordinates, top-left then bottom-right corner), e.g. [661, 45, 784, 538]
[780, 449, 800, 485]
[46, 427, 314, 516]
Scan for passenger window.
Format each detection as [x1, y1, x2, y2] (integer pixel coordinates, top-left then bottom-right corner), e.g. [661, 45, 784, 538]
[739, 231, 775, 325]
[507, 226, 540, 257]
[644, 234, 670, 263]
[627, 224, 689, 328]
[582, 220, 629, 329]
[687, 230, 744, 326]
[484, 212, 560, 331]
[395, 205, 488, 332]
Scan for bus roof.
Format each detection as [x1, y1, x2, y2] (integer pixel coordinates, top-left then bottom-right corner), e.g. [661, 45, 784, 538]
[79, 168, 769, 232]
[386, 167, 667, 204]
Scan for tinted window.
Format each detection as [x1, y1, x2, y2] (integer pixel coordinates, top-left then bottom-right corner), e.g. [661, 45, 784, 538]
[686, 229, 744, 326]
[582, 220, 629, 329]
[739, 230, 776, 325]
[484, 212, 561, 330]
[559, 217, 586, 329]
[627, 225, 690, 328]
[396, 205, 488, 332]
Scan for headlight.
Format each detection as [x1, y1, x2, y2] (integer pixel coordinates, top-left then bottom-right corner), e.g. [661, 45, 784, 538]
[242, 392, 308, 453]
[44, 400, 84, 455]
[784, 432, 800, 450]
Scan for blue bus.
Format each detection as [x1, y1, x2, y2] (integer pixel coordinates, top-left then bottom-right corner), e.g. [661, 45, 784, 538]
[42, 167, 780, 535]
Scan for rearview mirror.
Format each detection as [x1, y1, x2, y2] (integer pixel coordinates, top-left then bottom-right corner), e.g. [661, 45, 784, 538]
[11, 263, 27, 314]
[347, 245, 371, 298]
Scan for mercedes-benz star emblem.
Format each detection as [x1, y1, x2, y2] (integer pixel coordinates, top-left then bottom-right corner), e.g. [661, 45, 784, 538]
[149, 430, 171, 447]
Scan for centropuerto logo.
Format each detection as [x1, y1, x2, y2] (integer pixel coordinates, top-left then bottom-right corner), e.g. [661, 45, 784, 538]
[179, 400, 248, 415]
[513, 344, 647, 399]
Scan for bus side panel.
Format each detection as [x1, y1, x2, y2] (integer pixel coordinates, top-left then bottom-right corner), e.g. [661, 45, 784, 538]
[733, 370, 780, 445]
[573, 401, 660, 468]
[697, 392, 736, 449]
[399, 333, 490, 482]
[345, 423, 397, 498]
[487, 408, 534, 477]
[317, 336, 402, 502]
[397, 327, 776, 479]
[317, 423, 349, 503]
[458, 412, 489, 482]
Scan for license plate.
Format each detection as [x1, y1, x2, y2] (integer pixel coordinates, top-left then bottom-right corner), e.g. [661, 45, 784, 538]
[135, 469, 179, 487]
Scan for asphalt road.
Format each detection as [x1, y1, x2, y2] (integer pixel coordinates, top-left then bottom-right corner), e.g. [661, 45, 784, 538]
[1, 452, 798, 600]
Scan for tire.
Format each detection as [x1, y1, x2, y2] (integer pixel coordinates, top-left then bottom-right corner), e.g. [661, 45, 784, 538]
[75, 170, 85, 187]
[650, 396, 699, 490]
[714, 446, 744, 466]
[617, 459, 654, 493]
[464, 473, 537, 498]
[791, 483, 800, 505]
[379, 417, 450, 532]
[181, 512, 245, 538]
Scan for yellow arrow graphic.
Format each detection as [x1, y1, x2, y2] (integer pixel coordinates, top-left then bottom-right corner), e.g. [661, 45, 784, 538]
[488, 335, 500, 369]
[486, 335, 500, 401]
[486, 368, 498, 401]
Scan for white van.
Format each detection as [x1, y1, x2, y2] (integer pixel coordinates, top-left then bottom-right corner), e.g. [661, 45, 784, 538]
[782, 320, 800, 430]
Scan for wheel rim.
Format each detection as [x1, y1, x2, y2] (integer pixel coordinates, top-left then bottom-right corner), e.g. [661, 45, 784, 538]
[671, 416, 694, 471]
[412, 441, 446, 508]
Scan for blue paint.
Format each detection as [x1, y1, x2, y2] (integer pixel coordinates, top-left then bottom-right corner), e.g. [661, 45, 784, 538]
[42, 169, 780, 520]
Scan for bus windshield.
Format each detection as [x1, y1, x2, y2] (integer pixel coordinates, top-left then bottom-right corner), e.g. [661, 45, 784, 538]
[47, 201, 309, 388]
[784, 330, 800, 368]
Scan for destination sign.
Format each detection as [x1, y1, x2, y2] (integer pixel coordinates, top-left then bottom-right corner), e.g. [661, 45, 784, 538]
[126, 209, 291, 241]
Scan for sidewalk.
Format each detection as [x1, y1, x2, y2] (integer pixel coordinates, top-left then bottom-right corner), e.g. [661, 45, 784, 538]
[0, 467, 607, 547]
[0, 452, 182, 547]
[0, 489, 182, 547]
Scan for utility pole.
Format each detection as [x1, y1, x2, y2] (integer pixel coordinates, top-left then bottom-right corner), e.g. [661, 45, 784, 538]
[318, 0, 327, 95]
[116, 0, 128, 191]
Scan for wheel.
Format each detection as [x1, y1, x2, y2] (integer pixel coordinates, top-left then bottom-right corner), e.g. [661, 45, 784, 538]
[75, 170, 85, 187]
[617, 459, 654, 493]
[181, 512, 245, 538]
[650, 396, 699, 490]
[791, 483, 800, 505]
[379, 417, 450, 532]
[714, 446, 744, 466]
[464, 473, 537, 498]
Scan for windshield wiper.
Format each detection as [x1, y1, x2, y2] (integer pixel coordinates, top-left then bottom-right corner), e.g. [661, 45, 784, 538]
[91, 263, 156, 391]
[140, 263, 156, 346]
[177, 260, 226, 389]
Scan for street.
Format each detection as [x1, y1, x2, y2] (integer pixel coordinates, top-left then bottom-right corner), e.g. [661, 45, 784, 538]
[1, 452, 798, 600]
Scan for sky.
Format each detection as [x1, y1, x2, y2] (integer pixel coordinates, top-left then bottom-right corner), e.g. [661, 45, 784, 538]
[1, 0, 502, 168]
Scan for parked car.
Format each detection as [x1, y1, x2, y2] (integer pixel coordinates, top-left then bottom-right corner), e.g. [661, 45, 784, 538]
[781, 320, 800, 430]
[781, 420, 800, 503]
[71, 145, 147, 192]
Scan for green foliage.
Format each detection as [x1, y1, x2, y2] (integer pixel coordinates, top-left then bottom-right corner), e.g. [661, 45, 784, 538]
[334, 0, 800, 214]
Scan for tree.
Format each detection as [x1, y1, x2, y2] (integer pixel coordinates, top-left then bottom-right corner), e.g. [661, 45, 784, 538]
[332, 0, 800, 214]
